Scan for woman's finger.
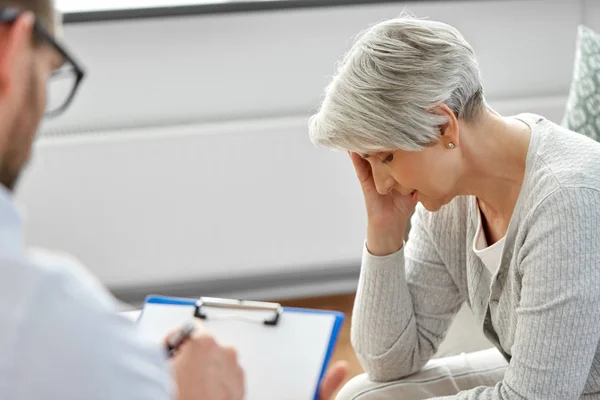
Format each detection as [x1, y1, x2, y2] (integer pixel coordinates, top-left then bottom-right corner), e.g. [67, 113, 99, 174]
[348, 151, 377, 191]
[348, 152, 368, 182]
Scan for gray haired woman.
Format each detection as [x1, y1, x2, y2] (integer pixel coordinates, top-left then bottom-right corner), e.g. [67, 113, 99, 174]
[310, 16, 600, 400]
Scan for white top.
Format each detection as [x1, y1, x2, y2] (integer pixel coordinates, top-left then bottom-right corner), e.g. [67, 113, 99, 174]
[0, 186, 174, 399]
[472, 204, 506, 275]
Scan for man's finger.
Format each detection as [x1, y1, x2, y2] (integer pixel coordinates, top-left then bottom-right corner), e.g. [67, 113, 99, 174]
[319, 361, 349, 400]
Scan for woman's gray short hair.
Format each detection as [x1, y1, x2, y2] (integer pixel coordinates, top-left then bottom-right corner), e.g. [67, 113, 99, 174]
[309, 15, 485, 153]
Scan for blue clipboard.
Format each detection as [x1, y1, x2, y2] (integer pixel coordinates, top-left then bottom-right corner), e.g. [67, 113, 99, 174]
[141, 295, 345, 400]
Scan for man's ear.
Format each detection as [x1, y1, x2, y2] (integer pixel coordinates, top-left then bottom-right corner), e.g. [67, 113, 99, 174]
[0, 12, 35, 98]
[434, 103, 460, 148]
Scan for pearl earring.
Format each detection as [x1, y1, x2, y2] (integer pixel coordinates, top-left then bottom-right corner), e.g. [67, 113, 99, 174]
[448, 142, 455, 149]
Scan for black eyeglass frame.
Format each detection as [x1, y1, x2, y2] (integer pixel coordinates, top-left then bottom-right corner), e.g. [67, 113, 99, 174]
[0, 8, 85, 117]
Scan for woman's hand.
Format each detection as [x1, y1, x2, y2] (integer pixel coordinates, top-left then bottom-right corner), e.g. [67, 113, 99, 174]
[349, 152, 416, 256]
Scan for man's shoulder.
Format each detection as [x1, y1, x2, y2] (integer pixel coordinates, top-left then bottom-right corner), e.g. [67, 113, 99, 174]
[0, 250, 173, 400]
[26, 247, 117, 309]
[0, 248, 119, 328]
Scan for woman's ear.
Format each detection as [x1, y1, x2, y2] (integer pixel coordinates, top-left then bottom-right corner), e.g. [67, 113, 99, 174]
[434, 104, 459, 149]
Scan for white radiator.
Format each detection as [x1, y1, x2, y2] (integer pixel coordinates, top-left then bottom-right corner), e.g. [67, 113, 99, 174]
[17, 116, 369, 300]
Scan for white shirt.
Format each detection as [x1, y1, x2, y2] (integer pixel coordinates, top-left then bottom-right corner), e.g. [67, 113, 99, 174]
[0, 186, 174, 399]
[472, 204, 506, 275]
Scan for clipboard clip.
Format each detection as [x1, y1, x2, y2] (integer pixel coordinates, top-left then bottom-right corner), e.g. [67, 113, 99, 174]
[194, 297, 283, 326]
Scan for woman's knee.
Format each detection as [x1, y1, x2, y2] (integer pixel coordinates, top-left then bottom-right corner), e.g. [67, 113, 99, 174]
[335, 350, 507, 400]
[336, 374, 382, 400]
[336, 372, 454, 400]
[335, 373, 412, 400]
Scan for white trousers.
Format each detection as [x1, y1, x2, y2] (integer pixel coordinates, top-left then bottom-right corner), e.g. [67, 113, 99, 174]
[336, 348, 508, 400]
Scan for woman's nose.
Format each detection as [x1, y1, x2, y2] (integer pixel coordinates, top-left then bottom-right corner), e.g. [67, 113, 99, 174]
[373, 174, 396, 195]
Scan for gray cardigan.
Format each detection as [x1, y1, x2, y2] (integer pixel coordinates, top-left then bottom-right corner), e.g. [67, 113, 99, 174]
[352, 114, 600, 399]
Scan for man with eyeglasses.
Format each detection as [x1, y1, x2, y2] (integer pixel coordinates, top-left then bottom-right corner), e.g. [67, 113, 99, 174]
[0, 1, 347, 399]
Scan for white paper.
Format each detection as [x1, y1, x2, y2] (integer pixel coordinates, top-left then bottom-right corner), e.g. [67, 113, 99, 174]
[136, 302, 338, 400]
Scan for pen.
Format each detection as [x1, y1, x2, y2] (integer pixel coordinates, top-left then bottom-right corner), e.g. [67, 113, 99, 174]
[165, 320, 196, 358]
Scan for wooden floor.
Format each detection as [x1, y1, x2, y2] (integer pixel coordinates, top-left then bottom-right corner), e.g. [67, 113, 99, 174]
[276, 293, 362, 399]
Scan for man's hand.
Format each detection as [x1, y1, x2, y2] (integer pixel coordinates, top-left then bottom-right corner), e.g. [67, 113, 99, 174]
[169, 322, 245, 400]
[319, 361, 349, 400]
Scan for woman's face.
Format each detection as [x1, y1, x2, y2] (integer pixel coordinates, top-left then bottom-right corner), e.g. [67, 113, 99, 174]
[363, 127, 463, 212]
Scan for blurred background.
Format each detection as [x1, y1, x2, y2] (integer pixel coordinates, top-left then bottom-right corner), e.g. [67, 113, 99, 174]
[16, 0, 584, 304]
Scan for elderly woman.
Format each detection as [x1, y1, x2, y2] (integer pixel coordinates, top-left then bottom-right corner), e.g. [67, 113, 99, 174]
[309, 16, 600, 400]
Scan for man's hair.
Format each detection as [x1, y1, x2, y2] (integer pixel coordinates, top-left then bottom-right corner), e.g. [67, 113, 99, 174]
[309, 14, 486, 153]
[0, 0, 54, 33]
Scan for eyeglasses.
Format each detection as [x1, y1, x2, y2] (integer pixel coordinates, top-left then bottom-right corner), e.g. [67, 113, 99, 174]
[0, 8, 85, 117]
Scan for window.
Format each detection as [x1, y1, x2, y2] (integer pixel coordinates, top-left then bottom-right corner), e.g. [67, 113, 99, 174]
[55, 0, 282, 14]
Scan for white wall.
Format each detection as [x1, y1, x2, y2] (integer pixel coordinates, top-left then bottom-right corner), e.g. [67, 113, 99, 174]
[40, 0, 582, 135]
[14, 0, 596, 300]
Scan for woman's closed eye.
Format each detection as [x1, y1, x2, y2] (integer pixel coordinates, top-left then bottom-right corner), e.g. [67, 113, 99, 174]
[382, 153, 394, 164]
